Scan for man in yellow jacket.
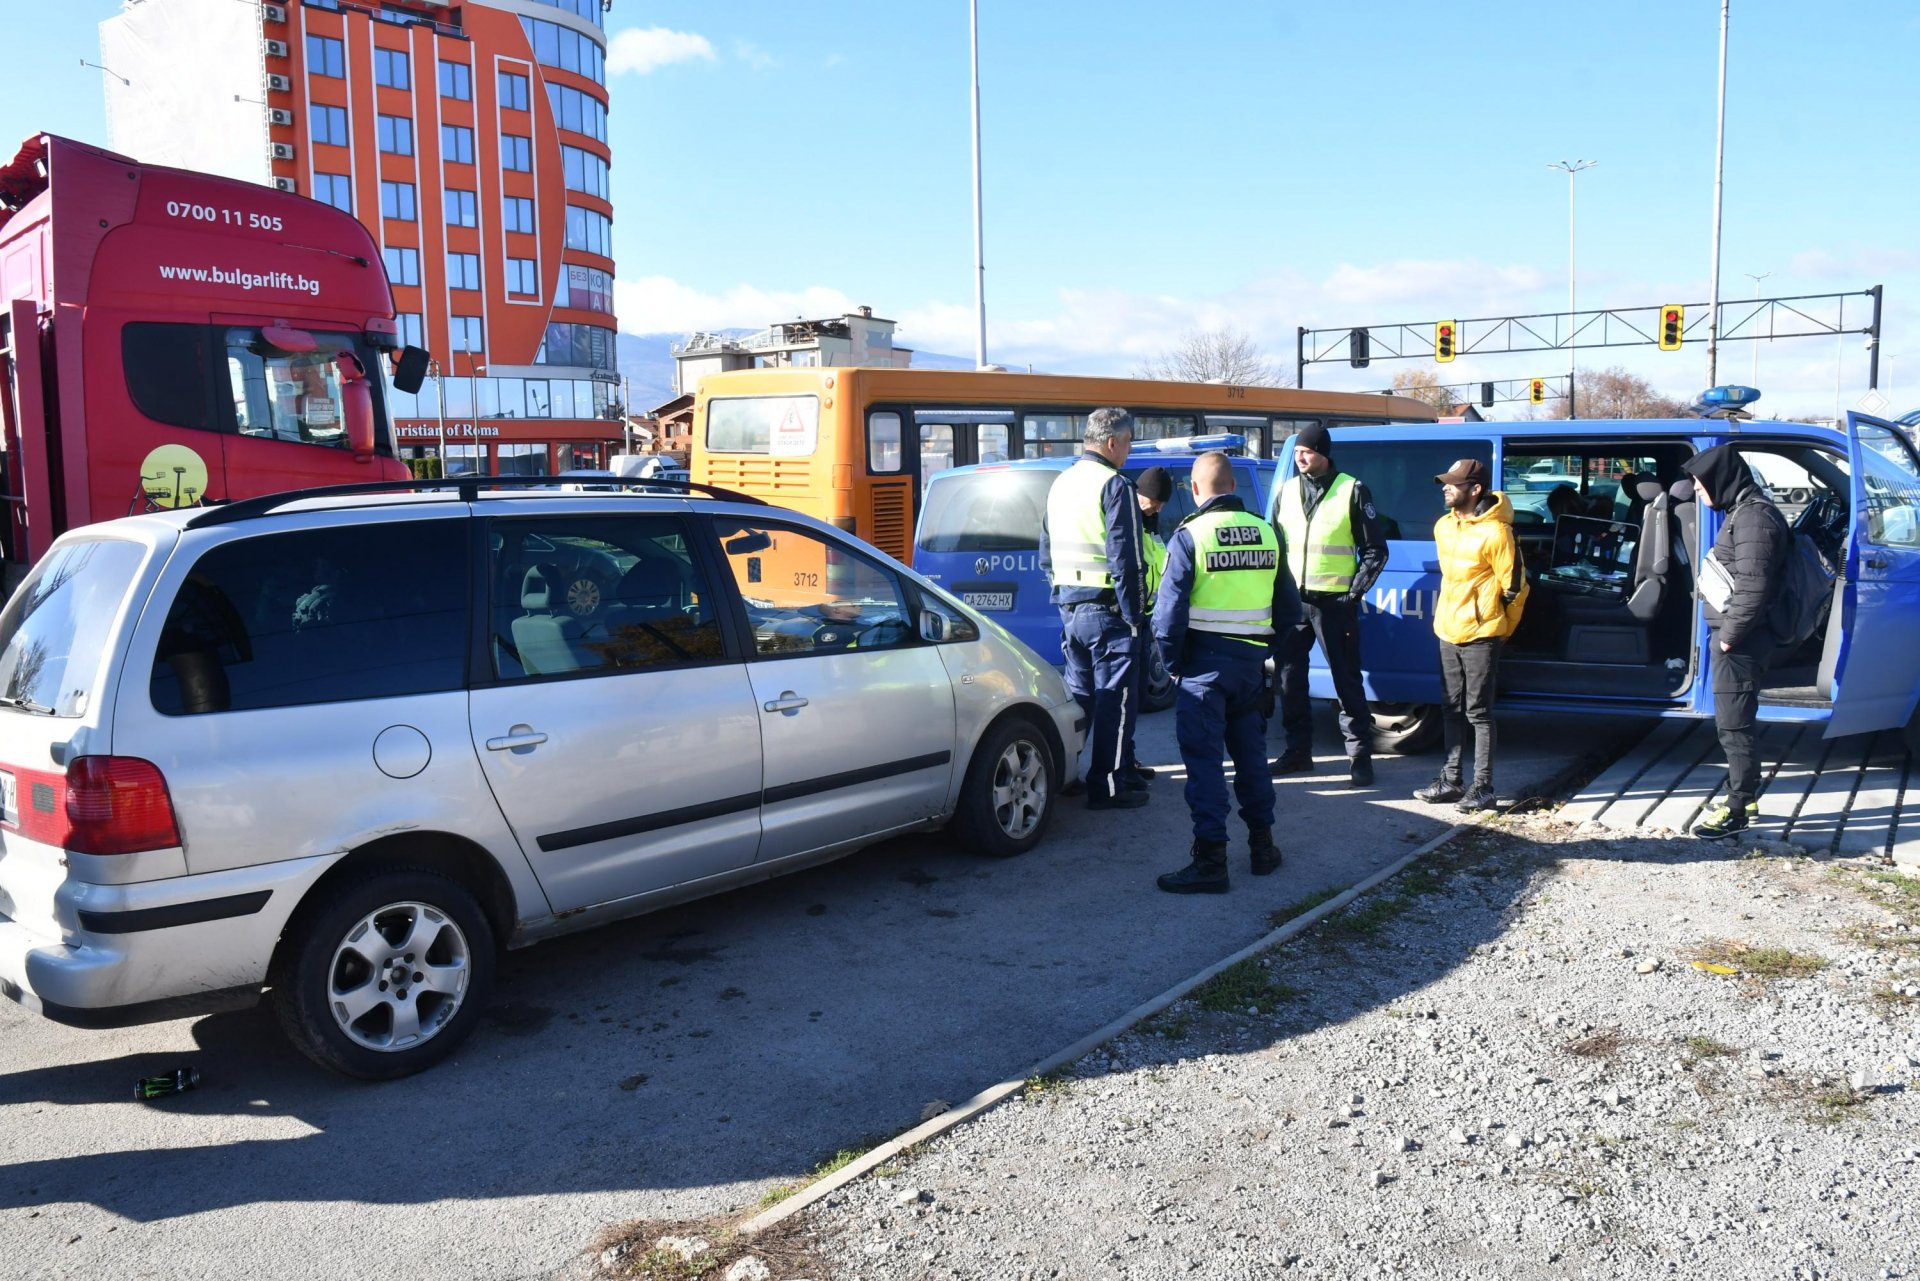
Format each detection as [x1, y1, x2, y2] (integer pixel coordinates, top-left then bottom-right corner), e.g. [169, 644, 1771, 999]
[1415, 458, 1528, 813]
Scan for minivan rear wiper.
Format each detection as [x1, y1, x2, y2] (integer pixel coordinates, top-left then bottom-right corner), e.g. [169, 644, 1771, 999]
[0, 693, 54, 715]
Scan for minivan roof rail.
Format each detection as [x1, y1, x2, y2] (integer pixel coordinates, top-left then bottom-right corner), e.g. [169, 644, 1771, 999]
[183, 473, 766, 530]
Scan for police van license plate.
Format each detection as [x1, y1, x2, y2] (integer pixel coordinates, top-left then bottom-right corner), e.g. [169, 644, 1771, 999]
[0, 769, 15, 826]
[963, 591, 1014, 611]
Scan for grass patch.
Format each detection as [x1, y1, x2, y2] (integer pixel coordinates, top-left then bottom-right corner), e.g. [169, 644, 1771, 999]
[1396, 866, 1446, 897]
[1838, 922, 1920, 954]
[1681, 1034, 1740, 1061]
[1320, 893, 1412, 940]
[1193, 958, 1300, 1014]
[596, 1218, 823, 1281]
[1146, 1013, 1192, 1041]
[1023, 1070, 1073, 1102]
[1564, 1028, 1625, 1059]
[1870, 985, 1918, 1010]
[1809, 1086, 1867, 1126]
[1688, 939, 1828, 979]
[1267, 885, 1344, 928]
[754, 1184, 796, 1208]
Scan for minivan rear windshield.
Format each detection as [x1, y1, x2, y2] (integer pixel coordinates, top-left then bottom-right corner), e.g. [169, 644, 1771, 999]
[0, 538, 147, 717]
[918, 469, 1061, 553]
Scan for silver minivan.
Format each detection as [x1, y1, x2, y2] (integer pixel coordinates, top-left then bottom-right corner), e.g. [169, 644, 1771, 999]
[0, 481, 1082, 1078]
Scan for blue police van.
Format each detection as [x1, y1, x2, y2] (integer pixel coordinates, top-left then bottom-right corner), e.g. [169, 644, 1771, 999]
[913, 436, 1279, 711]
[1269, 391, 1920, 751]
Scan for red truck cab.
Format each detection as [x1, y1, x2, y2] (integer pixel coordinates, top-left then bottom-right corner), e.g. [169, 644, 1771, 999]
[0, 134, 416, 572]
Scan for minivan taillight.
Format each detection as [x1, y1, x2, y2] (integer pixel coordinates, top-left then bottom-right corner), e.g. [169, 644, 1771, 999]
[63, 757, 181, 855]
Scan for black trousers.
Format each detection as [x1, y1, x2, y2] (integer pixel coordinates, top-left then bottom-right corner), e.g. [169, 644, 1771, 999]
[1279, 595, 1373, 760]
[1438, 637, 1501, 789]
[1712, 636, 1778, 810]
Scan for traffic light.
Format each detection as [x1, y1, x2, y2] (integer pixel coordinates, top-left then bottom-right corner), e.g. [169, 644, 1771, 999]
[1349, 327, 1371, 369]
[1659, 305, 1684, 351]
[1435, 320, 1457, 363]
[1480, 382, 1495, 408]
[1529, 378, 1546, 405]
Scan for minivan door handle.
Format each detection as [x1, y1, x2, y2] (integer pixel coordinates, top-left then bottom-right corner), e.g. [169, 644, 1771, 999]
[762, 692, 809, 714]
[486, 726, 549, 751]
[1865, 554, 1891, 570]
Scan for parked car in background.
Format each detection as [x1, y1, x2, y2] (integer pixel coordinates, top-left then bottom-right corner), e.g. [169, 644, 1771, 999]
[0, 479, 1082, 1078]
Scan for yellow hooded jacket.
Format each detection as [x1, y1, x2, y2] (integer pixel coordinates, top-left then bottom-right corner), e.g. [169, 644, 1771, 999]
[1431, 491, 1528, 644]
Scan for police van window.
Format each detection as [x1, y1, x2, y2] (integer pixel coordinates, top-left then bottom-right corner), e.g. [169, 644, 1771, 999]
[1857, 424, 1920, 548]
[1023, 412, 1082, 459]
[918, 469, 1058, 554]
[706, 395, 818, 454]
[867, 410, 903, 473]
[1305, 440, 1493, 541]
[715, 519, 914, 657]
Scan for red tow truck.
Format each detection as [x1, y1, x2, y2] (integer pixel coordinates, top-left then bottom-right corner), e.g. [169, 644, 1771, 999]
[0, 134, 424, 578]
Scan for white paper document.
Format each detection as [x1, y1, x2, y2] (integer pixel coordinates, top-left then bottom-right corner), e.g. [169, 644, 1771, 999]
[1699, 549, 1735, 614]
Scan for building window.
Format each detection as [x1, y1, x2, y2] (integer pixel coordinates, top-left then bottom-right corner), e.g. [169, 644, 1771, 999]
[310, 104, 349, 147]
[377, 114, 413, 156]
[494, 443, 550, 477]
[560, 145, 609, 199]
[449, 316, 483, 353]
[373, 48, 410, 90]
[306, 34, 344, 78]
[498, 71, 530, 112]
[528, 0, 603, 32]
[396, 312, 424, 348]
[502, 196, 535, 233]
[554, 263, 614, 313]
[564, 206, 612, 256]
[382, 245, 420, 287]
[538, 321, 616, 371]
[506, 257, 539, 296]
[312, 172, 353, 213]
[444, 188, 477, 227]
[440, 124, 475, 165]
[544, 83, 607, 143]
[501, 134, 531, 173]
[519, 16, 607, 86]
[379, 180, 416, 221]
[448, 253, 481, 291]
[438, 60, 471, 101]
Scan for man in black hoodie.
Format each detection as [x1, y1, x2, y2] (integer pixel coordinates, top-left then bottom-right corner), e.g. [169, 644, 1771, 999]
[1682, 443, 1791, 839]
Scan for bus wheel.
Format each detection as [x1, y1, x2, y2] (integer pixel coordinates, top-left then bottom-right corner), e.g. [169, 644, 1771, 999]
[1371, 703, 1441, 755]
[1143, 645, 1176, 713]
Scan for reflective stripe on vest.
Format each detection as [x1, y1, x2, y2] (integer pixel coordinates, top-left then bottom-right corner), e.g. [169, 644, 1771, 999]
[1276, 472, 1359, 593]
[1046, 459, 1118, 588]
[1185, 509, 1280, 645]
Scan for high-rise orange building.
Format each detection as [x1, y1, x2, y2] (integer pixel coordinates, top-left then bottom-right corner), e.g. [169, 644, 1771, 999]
[101, 0, 621, 476]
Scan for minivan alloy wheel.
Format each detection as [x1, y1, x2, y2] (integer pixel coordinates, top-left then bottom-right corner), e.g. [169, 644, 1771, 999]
[328, 901, 471, 1052]
[991, 738, 1048, 841]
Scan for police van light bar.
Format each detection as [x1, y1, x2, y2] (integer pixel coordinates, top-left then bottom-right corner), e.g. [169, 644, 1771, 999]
[1691, 385, 1763, 418]
[1131, 433, 1246, 455]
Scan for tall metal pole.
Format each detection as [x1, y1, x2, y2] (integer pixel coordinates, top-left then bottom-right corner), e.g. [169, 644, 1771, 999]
[969, 0, 987, 369]
[1548, 160, 1595, 417]
[1706, 0, 1730, 386]
[433, 360, 447, 477]
[1744, 270, 1771, 387]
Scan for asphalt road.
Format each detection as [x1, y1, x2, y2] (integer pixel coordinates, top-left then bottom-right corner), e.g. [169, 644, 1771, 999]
[0, 707, 1647, 1281]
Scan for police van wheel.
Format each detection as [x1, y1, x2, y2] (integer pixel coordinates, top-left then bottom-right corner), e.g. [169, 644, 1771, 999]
[1371, 702, 1442, 755]
[1143, 646, 1176, 713]
[953, 716, 1056, 858]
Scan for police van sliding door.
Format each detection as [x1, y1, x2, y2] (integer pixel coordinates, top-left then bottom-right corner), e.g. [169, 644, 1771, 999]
[1825, 414, 1920, 737]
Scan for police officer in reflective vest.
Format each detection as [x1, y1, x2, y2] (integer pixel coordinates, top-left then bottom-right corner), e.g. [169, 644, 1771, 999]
[1271, 423, 1388, 788]
[1038, 407, 1150, 809]
[1153, 453, 1301, 893]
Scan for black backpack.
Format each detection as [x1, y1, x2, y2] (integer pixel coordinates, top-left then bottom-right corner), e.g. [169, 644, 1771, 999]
[1769, 526, 1836, 649]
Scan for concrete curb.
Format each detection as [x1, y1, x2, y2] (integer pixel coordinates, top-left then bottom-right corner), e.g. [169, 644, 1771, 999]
[741, 816, 1483, 1236]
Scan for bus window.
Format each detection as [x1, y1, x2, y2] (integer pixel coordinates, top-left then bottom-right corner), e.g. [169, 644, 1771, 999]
[920, 421, 955, 483]
[1205, 414, 1271, 457]
[1133, 414, 1195, 441]
[1023, 412, 1081, 459]
[868, 410, 903, 472]
[979, 421, 1010, 464]
[707, 394, 819, 454]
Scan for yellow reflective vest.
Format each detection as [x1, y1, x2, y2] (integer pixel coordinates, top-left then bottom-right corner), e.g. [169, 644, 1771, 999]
[1143, 531, 1168, 599]
[1184, 508, 1280, 647]
[1046, 459, 1120, 589]
[1276, 472, 1358, 593]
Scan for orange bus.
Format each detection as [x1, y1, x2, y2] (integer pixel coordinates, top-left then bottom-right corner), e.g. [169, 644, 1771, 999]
[690, 368, 1437, 563]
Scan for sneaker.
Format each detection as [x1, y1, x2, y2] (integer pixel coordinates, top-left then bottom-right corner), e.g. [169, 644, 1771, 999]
[1691, 801, 1753, 839]
[1455, 785, 1500, 813]
[1249, 829, 1282, 877]
[1269, 751, 1314, 777]
[1414, 776, 1464, 804]
[1157, 842, 1230, 894]
[1089, 788, 1149, 811]
[1348, 757, 1374, 789]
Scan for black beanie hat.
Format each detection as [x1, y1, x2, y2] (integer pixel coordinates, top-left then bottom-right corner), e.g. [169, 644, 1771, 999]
[1294, 423, 1333, 457]
[1135, 466, 1174, 503]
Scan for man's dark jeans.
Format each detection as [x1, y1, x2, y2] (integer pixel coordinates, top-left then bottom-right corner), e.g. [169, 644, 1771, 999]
[1438, 637, 1501, 789]
[1060, 603, 1139, 802]
[1712, 634, 1780, 811]
[1279, 595, 1373, 760]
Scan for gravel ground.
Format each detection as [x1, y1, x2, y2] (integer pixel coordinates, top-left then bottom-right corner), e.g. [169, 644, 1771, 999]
[739, 814, 1920, 1281]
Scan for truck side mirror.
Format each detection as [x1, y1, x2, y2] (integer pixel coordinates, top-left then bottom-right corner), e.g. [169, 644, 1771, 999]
[335, 351, 376, 461]
[392, 345, 430, 394]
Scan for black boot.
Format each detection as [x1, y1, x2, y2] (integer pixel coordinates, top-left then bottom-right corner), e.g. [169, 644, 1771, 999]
[1249, 828, 1282, 876]
[1157, 840, 1230, 894]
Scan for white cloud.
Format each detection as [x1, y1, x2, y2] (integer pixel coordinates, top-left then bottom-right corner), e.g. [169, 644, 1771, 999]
[616, 276, 860, 335]
[605, 27, 715, 76]
[733, 41, 776, 71]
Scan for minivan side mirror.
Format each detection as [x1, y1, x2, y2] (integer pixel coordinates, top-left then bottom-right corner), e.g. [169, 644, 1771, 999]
[918, 600, 978, 644]
[335, 350, 377, 461]
[392, 345, 431, 394]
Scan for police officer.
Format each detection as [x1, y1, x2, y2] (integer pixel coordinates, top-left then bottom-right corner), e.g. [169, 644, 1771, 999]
[1039, 407, 1149, 810]
[1270, 423, 1387, 788]
[1154, 452, 1300, 893]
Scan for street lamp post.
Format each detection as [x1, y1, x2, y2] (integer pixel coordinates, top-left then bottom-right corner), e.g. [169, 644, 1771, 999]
[969, 0, 987, 369]
[1548, 159, 1597, 418]
[1706, 0, 1731, 386]
[1744, 270, 1771, 388]
[432, 358, 447, 476]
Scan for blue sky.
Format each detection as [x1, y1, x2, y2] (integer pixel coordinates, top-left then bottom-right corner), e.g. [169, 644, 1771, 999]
[12, 1, 1918, 417]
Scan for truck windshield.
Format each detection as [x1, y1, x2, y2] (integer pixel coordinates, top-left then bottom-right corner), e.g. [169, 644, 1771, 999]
[917, 470, 1060, 554]
[0, 538, 147, 717]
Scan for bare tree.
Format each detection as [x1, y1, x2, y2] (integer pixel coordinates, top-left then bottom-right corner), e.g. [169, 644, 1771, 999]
[1390, 368, 1463, 414]
[1136, 327, 1293, 387]
[1536, 366, 1692, 420]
